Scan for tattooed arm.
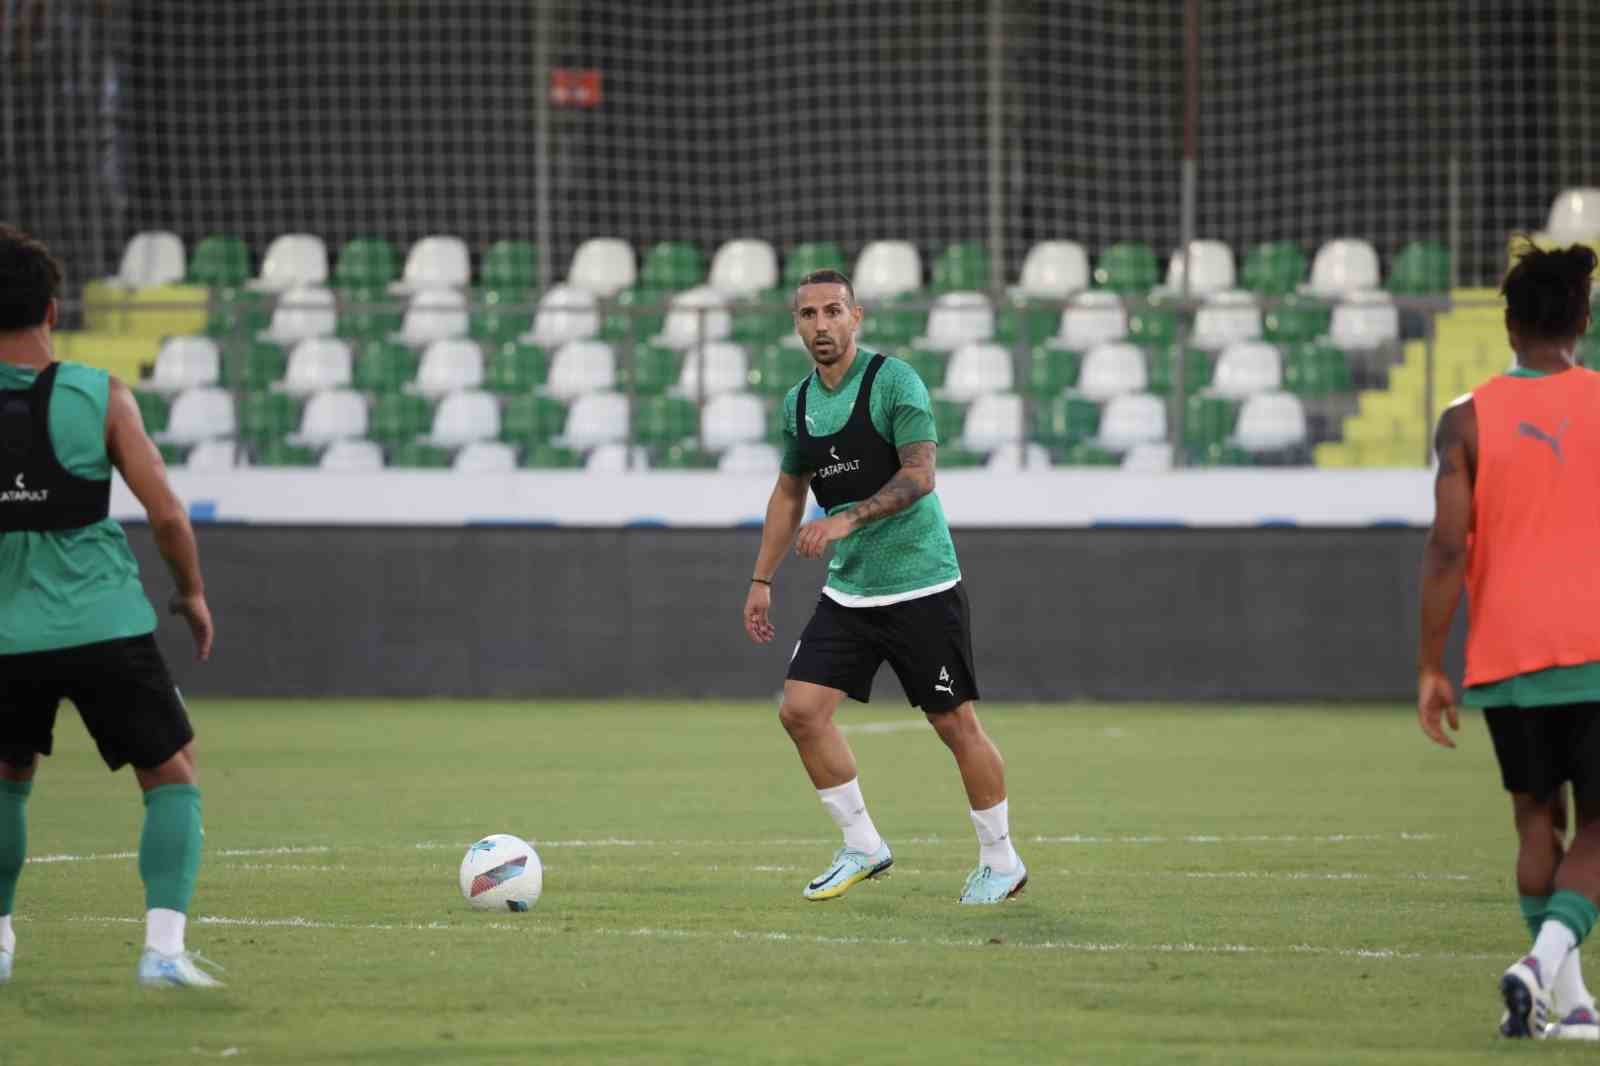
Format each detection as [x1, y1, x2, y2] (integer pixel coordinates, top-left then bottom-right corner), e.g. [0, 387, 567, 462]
[792, 441, 937, 558]
[1417, 397, 1476, 748]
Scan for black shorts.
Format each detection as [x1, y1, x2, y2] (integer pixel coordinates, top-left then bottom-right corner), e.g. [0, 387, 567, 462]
[1483, 704, 1600, 801]
[786, 584, 979, 711]
[0, 634, 194, 771]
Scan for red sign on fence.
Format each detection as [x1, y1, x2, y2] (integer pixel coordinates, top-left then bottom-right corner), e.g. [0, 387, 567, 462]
[551, 68, 602, 109]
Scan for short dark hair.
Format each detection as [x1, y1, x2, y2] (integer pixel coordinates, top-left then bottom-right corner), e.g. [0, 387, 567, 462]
[0, 224, 63, 331]
[1502, 239, 1596, 342]
[793, 268, 855, 310]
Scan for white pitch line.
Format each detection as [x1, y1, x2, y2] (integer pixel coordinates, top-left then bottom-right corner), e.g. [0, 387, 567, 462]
[28, 845, 331, 866]
[838, 720, 930, 735]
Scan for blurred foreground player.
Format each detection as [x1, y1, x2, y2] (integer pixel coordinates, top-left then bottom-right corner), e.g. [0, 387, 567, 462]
[0, 225, 218, 987]
[742, 269, 1025, 905]
[1418, 243, 1600, 1038]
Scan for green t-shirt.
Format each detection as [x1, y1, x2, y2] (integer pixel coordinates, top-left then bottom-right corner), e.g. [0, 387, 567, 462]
[779, 349, 962, 605]
[0, 362, 157, 654]
[1462, 365, 1600, 708]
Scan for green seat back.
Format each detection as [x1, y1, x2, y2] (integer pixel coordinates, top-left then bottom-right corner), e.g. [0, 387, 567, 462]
[638, 242, 705, 291]
[624, 344, 678, 395]
[634, 395, 698, 446]
[900, 348, 947, 390]
[1183, 394, 1240, 451]
[783, 242, 846, 288]
[237, 391, 300, 446]
[390, 441, 452, 469]
[333, 238, 398, 290]
[135, 390, 170, 433]
[1146, 345, 1210, 396]
[731, 290, 791, 344]
[937, 445, 988, 468]
[601, 285, 667, 342]
[994, 304, 1058, 347]
[481, 240, 538, 293]
[1025, 347, 1079, 397]
[187, 235, 250, 288]
[1262, 294, 1331, 344]
[354, 341, 419, 394]
[1581, 334, 1600, 369]
[523, 443, 583, 468]
[1033, 395, 1100, 447]
[485, 342, 549, 393]
[256, 439, 317, 467]
[656, 443, 719, 469]
[1387, 241, 1451, 295]
[500, 395, 568, 446]
[860, 297, 925, 346]
[1191, 442, 1253, 467]
[1127, 307, 1178, 346]
[470, 290, 534, 344]
[1094, 242, 1159, 294]
[931, 399, 967, 444]
[1060, 442, 1120, 466]
[203, 288, 270, 340]
[336, 287, 402, 342]
[223, 339, 288, 390]
[932, 242, 990, 293]
[1241, 241, 1306, 296]
[158, 442, 188, 466]
[367, 392, 431, 446]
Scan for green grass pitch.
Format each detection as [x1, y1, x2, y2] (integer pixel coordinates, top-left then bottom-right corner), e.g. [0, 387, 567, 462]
[0, 699, 1577, 1064]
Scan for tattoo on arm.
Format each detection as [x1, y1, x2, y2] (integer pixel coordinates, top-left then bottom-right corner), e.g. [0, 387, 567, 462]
[848, 442, 936, 529]
[1433, 409, 1460, 476]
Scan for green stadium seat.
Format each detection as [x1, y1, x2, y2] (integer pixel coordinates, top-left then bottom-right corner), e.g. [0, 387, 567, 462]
[157, 442, 188, 466]
[134, 390, 170, 433]
[470, 291, 534, 345]
[782, 241, 847, 287]
[481, 240, 538, 294]
[223, 339, 288, 390]
[1386, 241, 1451, 295]
[1241, 241, 1307, 296]
[1126, 306, 1178, 347]
[1033, 395, 1100, 448]
[656, 443, 719, 469]
[368, 392, 431, 447]
[932, 242, 990, 293]
[523, 443, 583, 468]
[255, 439, 318, 467]
[1146, 345, 1210, 396]
[203, 288, 270, 341]
[333, 238, 398, 290]
[900, 348, 947, 390]
[1183, 394, 1240, 454]
[994, 303, 1058, 347]
[1581, 334, 1600, 369]
[484, 342, 549, 393]
[1281, 341, 1351, 395]
[500, 395, 568, 447]
[621, 343, 678, 396]
[937, 445, 988, 468]
[931, 399, 967, 444]
[638, 242, 705, 291]
[336, 287, 403, 342]
[186, 235, 251, 289]
[1025, 347, 1079, 397]
[1262, 294, 1331, 344]
[731, 290, 792, 345]
[1059, 442, 1120, 466]
[354, 341, 419, 394]
[1094, 242, 1159, 294]
[633, 395, 698, 446]
[1189, 441, 1253, 466]
[746, 344, 811, 397]
[390, 441, 452, 469]
[860, 295, 926, 347]
[237, 391, 300, 446]
[600, 285, 667, 342]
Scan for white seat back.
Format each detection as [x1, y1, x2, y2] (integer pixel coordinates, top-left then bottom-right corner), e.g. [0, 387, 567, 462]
[523, 284, 600, 348]
[544, 339, 617, 401]
[918, 291, 994, 351]
[1233, 391, 1309, 452]
[853, 241, 923, 302]
[674, 341, 749, 398]
[262, 285, 337, 344]
[567, 238, 637, 297]
[428, 389, 500, 447]
[292, 388, 367, 445]
[161, 387, 236, 444]
[1075, 341, 1147, 401]
[1329, 289, 1399, 349]
[940, 342, 1014, 401]
[1306, 238, 1380, 297]
[1191, 289, 1262, 351]
[399, 235, 471, 291]
[1165, 239, 1236, 295]
[451, 440, 518, 473]
[1056, 291, 1128, 351]
[319, 439, 386, 472]
[584, 443, 650, 471]
[985, 441, 1053, 471]
[709, 239, 779, 297]
[1121, 441, 1174, 471]
[655, 285, 733, 349]
[150, 336, 221, 395]
[560, 391, 630, 450]
[1548, 188, 1600, 243]
[1018, 241, 1089, 300]
[1210, 340, 1282, 399]
[413, 339, 486, 398]
[960, 393, 1025, 453]
[701, 392, 767, 451]
[1095, 392, 1167, 453]
[281, 338, 354, 396]
[185, 439, 242, 471]
[718, 441, 782, 474]
[257, 234, 329, 291]
[399, 287, 469, 346]
[118, 231, 186, 288]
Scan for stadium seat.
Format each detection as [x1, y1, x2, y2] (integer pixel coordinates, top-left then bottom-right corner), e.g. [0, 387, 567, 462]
[1386, 241, 1451, 295]
[782, 242, 847, 288]
[599, 285, 668, 344]
[655, 443, 720, 469]
[205, 289, 272, 341]
[290, 388, 367, 446]
[332, 238, 399, 290]
[1121, 441, 1174, 472]
[319, 439, 386, 472]
[1163, 240, 1236, 296]
[367, 392, 431, 447]
[899, 348, 947, 390]
[585, 443, 650, 472]
[236, 390, 298, 446]
[1033, 394, 1101, 448]
[523, 443, 582, 468]
[960, 392, 1025, 453]
[184, 438, 242, 471]
[1024, 347, 1079, 397]
[558, 391, 630, 450]
[1241, 241, 1307, 296]
[1281, 340, 1352, 396]
[567, 238, 638, 297]
[940, 342, 1014, 401]
[397, 287, 470, 347]
[859, 295, 926, 348]
[413, 338, 486, 398]
[1054, 291, 1128, 351]
[135, 390, 170, 433]
[673, 341, 749, 398]
[159, 387, 235, 445]
[354, 340, 419, 394]
[544, 339, 617, 401]
[280, 337, 354, 396]
[639, 241, 706, 292]
[1210, 341, 1283, 399]
[186, 235, 251, 288]
[1093, 392, 1167, 453]
[484, 341, 549, 393]
[1261, 294, 1331, 344]
[718, 441, 782, 474]
[1547, 188, 1600, 243]
[1329, 290, 1400, 349]
[396, 235, 471, 292]
[655, 286, 734, 350]
[700, 393, 767, 451]
[469, 293, 534, 346]
[729, 290, 791, 346]
[500, 395, 568, 447]
[1094, 242, 1159, 294]
[633, 395, 698, 447]
[481, 240, 539, 294]
[932, 243, 990, 293]
[853, 241, 924, 301]
[254, 440, 317, 467]
[260, 285, 337, 346]
[621, 343, 678, 395]
[1233, 391, 1309, 453]
[522, 284, 600, 348]
[709, 239, 779, 297]
[1191, 290, 1263, 351]
[390, 441, 452, 469]
[1184, 393, 1241, 457]
[915, 292, 994, 351]
[747, 343, 811, 396]
[994, 301, 1059, 347]
[254, 234, 329, 292]
[336, 287, 403, 343]
[1146, 344, 1211, 397]
[1075, 342, 1148, 401]
[984, 441, 1053, 471]
[426, 389, 498, 447]
[149, 336, 221, 395]
[115, 231, 186, 288]
[1017, 241, 1090, 300]
[1126, 305, 1178, 347]
[1306, 238, 1381, 297]
[452, 440, 518, 473]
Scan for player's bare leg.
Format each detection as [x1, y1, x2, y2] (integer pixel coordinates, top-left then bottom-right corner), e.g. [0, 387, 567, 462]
[0, 756, 37, 981]
[928, 702, 1026, 903]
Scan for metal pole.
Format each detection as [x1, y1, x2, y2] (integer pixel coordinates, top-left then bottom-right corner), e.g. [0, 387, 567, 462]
[1172, 0, 1200, 468]
[1447, 155, 1461, 291]
[1422, 310, 1437, 468]
[986, 0, 1005, 296]
[533, 1, 553, 295]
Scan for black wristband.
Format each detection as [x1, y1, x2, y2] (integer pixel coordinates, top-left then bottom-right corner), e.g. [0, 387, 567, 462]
[750, 577, 772, 586]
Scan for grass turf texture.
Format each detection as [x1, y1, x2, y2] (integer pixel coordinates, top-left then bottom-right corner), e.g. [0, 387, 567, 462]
[0, 699, 1571, 1064]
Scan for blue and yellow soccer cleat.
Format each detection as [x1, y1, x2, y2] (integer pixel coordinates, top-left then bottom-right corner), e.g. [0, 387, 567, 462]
[802, 843, 893, 901]
[958, 861, 1029, 905]
[137, 948, 225, 989]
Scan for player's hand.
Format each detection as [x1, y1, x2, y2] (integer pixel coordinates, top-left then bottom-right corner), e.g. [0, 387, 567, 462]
[1417, 667, 1459, 748]
[794, 514, 853, 559]
[744, 582, 775, 644]
[170, 592, 214, 663]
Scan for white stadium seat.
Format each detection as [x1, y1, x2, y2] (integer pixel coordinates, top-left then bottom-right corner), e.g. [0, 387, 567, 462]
[185, 439, 243, 471]
[960, 393, 1025, 453]
[116, 231, 186, 288]
[1191, 290, 1262, 351]
[280, 337, 354, 396]
[261, 285, 337, 345]
[1547, 188, 1600, 243]
[558, 391, 630, 451]
[427, 389, 500, 448]
[915, 291, 994, 351]
[566, 238, 637, 297]
[1210, 340, 1283, 399]
[522, 284, 600, 349]
[397, 287, 469, 347]
[319, 439, 386, 472]
[149, 336, 221, 395]
[673, 341, 748, 398]
[1017, 241, 1089, 300]
[1329, 289, 1400, 349]
[700, 392, 768, 451]
[940, 342, 1014, 401]
[1121, 441, 1174, 472]
[396, 235, 471, 292]
[413, 338, 486, 398]
[709, 239, 779, 297]
[1093, 392, 1167, 454]
[985, 441, 1054, 471]
[159, 387, 235, 445]
[1054, 290, 1128, 351]
[1075, 341, 1147, 402]
[254, 233, 329, 292]
[584, 443, 650, 472]
[718, 441, 782, 475]
[1305, 238, 1381, 297]
[653, 285, 733, 349]
[1164, 239, 1236, 296]
[852, 241, 923, 302]
[1233, 391, 1309, 453]
[452, 440, 518, 473]
[544, 339, 617, 401]
[290, 388, 367, 446]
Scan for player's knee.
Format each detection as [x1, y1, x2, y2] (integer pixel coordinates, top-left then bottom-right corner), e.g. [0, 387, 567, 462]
[778, 698, 827, 738]
[927, 706, 981, 749]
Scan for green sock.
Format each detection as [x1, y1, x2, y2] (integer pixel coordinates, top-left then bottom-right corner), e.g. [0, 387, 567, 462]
[0, 780, 32, 916]
[1547, 889, 1600, 946]
[139, 784, 202, 913]
[1521, 895, 1551, 940]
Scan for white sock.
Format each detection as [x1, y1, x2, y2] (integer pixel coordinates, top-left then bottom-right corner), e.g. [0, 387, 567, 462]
[1532, 919, 1579, 988]
[0, 914, 13, 954]
[1556, 947, 1597, 1012]
[817, 779, 883, 855]
[145, 908, 186, 956]
[969, 799, 1020, 874]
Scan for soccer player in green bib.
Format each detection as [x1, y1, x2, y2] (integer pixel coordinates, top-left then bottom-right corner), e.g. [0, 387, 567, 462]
[743, 269, 1026, 905]
[0, 225, 219, 987]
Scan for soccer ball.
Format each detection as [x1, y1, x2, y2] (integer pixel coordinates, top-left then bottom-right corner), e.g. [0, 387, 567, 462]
[459, 833, 543, 912]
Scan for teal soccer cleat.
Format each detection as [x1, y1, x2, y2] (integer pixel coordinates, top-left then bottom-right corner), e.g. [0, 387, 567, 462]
[958, 861, 1029, 904]
[137, 948, 225, 989]
[802, 843, 893, 901]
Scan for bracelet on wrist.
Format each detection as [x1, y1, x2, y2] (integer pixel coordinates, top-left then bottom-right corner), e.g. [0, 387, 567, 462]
[750, 577, 772, 586]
